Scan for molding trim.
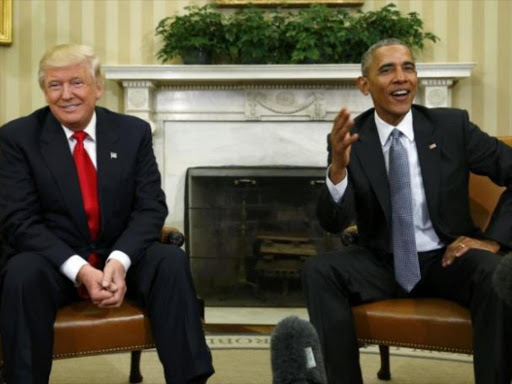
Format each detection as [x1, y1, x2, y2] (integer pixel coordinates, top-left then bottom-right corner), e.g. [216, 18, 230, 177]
[104, 63, 475, 84]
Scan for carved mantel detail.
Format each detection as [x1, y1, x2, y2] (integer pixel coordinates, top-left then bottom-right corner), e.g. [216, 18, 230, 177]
[107, 63, 475, 128]
[246, 90, 326, 120]
[122, 80, 156, 133]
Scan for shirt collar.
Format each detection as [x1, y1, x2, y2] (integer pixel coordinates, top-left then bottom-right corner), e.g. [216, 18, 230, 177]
[61, 112, 97, 142]
[374, 109, 414, 147]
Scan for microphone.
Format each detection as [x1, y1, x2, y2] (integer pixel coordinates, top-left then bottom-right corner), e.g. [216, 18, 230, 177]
[492, 252, 512, 307]
[271, 316, 327, 384]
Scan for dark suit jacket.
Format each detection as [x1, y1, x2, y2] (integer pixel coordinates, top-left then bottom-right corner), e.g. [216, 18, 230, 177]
[0, 106, 167, 270]
[317, 105, 512, 253]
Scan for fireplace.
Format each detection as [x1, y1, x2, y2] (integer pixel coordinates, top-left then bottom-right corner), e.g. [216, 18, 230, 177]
[103, 64, 474, 307]
[186, 166, 341, 306]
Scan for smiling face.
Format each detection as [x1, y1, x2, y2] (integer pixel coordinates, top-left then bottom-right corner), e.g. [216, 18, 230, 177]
[43, 62, 103, 131]
[357, 44, 417, 126]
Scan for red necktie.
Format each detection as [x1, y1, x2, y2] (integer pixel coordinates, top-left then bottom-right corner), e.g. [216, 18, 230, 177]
[73, 131, 102, 298]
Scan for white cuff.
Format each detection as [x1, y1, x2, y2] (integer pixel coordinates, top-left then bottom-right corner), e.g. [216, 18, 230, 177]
[107, 250, 131, 273]
[326, 165, 348, 204]
[60, 255, 89, 285]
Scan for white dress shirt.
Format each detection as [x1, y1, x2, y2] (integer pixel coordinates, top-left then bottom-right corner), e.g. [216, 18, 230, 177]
[326, 110, 445, 252]
[59, 112, 131, 283]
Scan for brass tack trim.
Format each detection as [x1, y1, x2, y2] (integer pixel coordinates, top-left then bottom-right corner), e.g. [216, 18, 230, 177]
[53, 344, 156, 359]
[358, 338, 472, 354]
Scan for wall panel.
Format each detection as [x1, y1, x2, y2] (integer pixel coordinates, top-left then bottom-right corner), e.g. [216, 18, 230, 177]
[0, 44, 4, 121]
[497, 0, 511, 137]
[471, 1, 485, 131]
[18, 0, 31, 116]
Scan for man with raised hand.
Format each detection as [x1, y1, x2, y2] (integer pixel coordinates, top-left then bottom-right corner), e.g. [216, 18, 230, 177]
[303, 38, 512, 384]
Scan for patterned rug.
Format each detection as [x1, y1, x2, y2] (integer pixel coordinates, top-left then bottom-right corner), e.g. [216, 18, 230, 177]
[50, 335, 474, 384]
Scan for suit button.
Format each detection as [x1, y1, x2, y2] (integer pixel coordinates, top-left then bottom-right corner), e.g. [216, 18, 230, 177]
[90, 243, 96, 250]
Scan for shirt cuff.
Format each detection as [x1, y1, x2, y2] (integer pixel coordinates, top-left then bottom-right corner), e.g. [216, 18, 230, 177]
[326, 165, 348, 204]
[60, 255, 89, 285]
[107, 250, 131, 274]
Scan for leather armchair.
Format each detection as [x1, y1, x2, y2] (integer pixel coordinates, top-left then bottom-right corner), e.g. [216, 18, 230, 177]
[343, 136, 512, 380]
[0, 226, 195, 384]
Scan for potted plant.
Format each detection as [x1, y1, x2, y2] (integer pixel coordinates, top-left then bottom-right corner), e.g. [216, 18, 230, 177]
[155, 3, 438, 65]
[155, 4, 226, 64]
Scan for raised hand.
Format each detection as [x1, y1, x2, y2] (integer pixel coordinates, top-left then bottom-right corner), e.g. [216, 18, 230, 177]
[329, 108, 359, 184]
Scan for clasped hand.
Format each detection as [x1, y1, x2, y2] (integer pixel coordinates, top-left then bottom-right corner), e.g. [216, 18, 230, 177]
[77, 259, 127, 308]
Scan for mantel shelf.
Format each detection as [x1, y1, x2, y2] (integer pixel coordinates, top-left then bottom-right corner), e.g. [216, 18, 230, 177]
[104, 63, 475, 84]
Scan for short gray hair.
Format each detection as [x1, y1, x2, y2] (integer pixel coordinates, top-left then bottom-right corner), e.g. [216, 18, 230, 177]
[360, 39, 414, 77]
[38, 44, 103, 89]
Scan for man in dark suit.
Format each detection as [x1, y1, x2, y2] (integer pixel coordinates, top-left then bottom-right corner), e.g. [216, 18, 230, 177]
[0, 44, 213, 384]
[302, 38, 512, 384]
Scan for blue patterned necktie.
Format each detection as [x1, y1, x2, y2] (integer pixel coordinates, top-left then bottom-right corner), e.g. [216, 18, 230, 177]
[388, 129, 420, 292]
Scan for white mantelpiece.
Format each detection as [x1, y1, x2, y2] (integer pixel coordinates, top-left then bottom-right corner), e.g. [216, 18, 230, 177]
[104, 63, 474, 229]
[104, 63, 473, 81]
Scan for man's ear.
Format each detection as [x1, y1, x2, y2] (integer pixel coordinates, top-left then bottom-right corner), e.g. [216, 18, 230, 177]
[356, 76, 370, 96]
[95, 81, 104, 100]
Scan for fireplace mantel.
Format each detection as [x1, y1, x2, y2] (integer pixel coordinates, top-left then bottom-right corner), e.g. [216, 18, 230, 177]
[104, 63, 474, 82]
[104, 63, 475, 130]
[103, 63, 475, 229]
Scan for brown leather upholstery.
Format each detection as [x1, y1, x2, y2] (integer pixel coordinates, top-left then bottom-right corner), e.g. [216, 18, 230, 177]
[350, 136, 512, 378]
[0, 226, 185, 383]
[53, 299, 154, 358]
[468, 137, 512, 229]
[353, 298, 472, 353]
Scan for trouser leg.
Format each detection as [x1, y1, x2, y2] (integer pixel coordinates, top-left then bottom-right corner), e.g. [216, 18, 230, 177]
[127, 243, 214, 384]
[0, 253, 75, 384]
[302, 246, 399, 384]
[420, 249, 512, 384]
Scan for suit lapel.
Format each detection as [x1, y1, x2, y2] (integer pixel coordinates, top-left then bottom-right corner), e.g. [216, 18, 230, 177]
[412, 108, 441, 226]
[353, 117, 392, 225]
[40, 112, 90, 239]
[95, 108, 121, 236]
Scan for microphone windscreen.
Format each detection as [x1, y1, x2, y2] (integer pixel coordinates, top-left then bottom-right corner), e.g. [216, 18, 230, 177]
[271, 316, 327, 384]
[493, 252, 512, 307]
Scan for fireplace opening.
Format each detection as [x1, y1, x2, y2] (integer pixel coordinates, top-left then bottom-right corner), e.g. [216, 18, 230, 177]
[185, 166, 343, 307]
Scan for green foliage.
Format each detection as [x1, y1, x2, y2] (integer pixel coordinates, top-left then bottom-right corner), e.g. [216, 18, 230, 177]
[284, 5, 351, 64]
[155, 4, 226, 64]
[155, 3, 439, 64]
[344, 4, 439, 63]
[225, 8, 284, 64]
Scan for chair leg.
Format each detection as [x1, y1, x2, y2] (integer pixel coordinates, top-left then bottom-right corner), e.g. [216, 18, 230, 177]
[129, 350, 143, 383]
[377, 345, 391, 381]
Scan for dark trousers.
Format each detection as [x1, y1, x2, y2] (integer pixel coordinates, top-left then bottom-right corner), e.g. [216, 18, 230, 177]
[0, 243, 214, 384]
[302, 245, 512, 384]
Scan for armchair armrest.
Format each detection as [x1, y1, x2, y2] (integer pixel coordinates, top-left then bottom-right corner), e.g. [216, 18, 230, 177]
[160, 226, 185, 247]
[341, 225, 359, 247]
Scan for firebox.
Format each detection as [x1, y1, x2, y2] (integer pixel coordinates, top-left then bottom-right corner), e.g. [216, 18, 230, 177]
[185, 166, 343, 307]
